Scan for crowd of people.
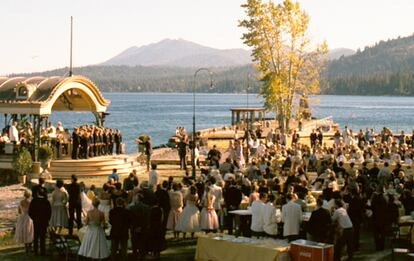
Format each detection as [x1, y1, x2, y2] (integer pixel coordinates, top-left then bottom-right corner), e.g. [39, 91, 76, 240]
[13, 125, 414, 260]
[0, 120, 125, 159]
[71, 125, 123, 159]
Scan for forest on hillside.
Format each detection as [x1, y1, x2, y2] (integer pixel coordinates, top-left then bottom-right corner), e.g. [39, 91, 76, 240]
[324, 34, 414, 95]
[12, 34, 414, 95]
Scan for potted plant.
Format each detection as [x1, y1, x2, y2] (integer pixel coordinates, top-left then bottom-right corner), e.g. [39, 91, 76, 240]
[38, 145, 53, 178]
[135, 134, 150, 152]
[12, 148, 33, 184]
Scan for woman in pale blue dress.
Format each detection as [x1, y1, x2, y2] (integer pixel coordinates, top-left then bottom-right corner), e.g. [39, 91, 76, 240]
[78, 199, 110, 260]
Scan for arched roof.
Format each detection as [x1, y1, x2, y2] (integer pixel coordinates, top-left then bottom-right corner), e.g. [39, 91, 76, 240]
[0, 75, 110, 115]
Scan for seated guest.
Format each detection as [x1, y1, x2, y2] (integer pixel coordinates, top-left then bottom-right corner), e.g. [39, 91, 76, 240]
[307, 197, 331, 243]
[109, 169, 120, 183]
[250, 192, 267, 238]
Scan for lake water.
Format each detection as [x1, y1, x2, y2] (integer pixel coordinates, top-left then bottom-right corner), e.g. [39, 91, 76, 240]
[47, 93, 414, 154]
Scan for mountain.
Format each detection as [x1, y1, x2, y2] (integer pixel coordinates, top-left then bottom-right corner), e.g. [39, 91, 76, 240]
[11, 65, 260, 93]
[103, 39, 253, 67]
[326, 48, 355, 60]
[323, 33, 414, 95]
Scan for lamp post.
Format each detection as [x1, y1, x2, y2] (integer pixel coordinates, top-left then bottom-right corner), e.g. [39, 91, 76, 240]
[192, 68, 214, 179]
[246, 73, 251, 108]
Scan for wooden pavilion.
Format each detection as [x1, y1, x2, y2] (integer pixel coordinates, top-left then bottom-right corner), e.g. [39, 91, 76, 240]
[0, 75, 110, 162]
[230, 107, 266, 127]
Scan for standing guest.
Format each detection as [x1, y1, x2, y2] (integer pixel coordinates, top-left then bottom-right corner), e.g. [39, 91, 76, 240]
[148, 202, 167, 259]
[123, 172, 139, 193]
[109, 198, 131, 260]
[108, 129, 115, 154]
[332, 199, 354, 261]
[72, 128, 80, 159]
[250, 193, 267, 237]
[145, 137, 153, 172]
[348, 188, 364, 251]
[87, 185, 97, 202]
[223, 180, 242, 235]
[177, 138, 188, 170]
[31, 177, 47, 201]
[111, 182, 128, 207]
[149, 163, 159, 191]
[263, 194, 278, 238]
[207, 145, 221, 169]
[9, 121, 19, 144]
[370, 186, 388, 251]
[15, 190, 34, 254]
[200, 186, 219, 233]
[155, 181, 171, 231]
[114, 129, 122, 154]
[109, 168, 120, 183]
[98, 184, 112, 223]
[176, 186, 200, 238]
[130, 192, 151, 260]
[28, 190, 51, 256]
[67, 174, 82, 236]
[209, 177, 223, 227]
[167, 183, 184, 238]
[49, 180, 69, 233]
[307, 197, 331, 243]
[281, 193, 302, 242]
[78, 199, 110, 260]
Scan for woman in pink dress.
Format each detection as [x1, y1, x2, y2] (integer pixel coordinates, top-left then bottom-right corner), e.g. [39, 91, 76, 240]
[15, 190, 34, 254]
[166, 183, 183, 238]
[200, 186, 219, 232]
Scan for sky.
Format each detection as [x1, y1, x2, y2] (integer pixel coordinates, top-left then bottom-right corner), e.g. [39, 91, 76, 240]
[1, 0, 414, 75]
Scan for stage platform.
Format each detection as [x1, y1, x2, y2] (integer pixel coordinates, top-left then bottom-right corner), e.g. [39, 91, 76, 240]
[48, 154, 145, 178]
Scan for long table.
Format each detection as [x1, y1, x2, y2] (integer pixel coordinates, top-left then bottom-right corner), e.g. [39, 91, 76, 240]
[195, 234, 290, 261]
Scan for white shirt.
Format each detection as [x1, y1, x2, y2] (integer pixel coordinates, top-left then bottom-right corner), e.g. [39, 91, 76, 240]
[250, 200, 265, 232]
[263, 202, 278, 235]
[281, 201, 302, 236]
[332, 207, 353, 229]
[9, 125, 19, 142]
[148, 170, 159, 189]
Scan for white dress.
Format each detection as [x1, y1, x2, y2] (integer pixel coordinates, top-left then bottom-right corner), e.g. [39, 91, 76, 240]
[78, 210, 110, 259]
[49, 188, 69, 227]
[98, 199, 111, 222]
[176, 194, 200, 233]
[15, 201, 34, 244]
[200, 194, 219, 230]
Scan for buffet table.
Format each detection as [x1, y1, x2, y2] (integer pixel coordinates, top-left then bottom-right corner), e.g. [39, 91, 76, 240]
[195, 234, 290, 261]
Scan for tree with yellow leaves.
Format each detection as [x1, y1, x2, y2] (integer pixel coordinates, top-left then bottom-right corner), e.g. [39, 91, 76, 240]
[239, 0, 327, 131]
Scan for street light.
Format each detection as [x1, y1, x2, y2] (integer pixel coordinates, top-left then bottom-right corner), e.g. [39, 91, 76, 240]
[192, 68, 214, 179]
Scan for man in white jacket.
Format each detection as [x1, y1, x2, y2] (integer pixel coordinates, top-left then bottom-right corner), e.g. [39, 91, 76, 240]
[263, 194, 279, 238]
[9, 121, 19, 143]
[282, 193, 302, 242]
[250, 193, 267, 237]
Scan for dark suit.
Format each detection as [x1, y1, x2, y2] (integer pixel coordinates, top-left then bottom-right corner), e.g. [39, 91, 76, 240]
[348, 194, 364, 250]
[109, 206, 131, 259]
[224, 185, 242, 234]
[129, 202, 151, 259]
[177, 141, 187, 170]
[71, 132, 80, 159]
[29, 196, 51, 255]
[307, 207, 332, 243]
[66, 182, 82, 235]
[115, 133, 122, 154]
[155, 188, 170, 230]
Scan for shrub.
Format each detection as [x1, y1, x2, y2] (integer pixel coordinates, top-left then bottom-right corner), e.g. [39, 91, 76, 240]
[38, 145, 53, 161]
[12, 148, 33, 176]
